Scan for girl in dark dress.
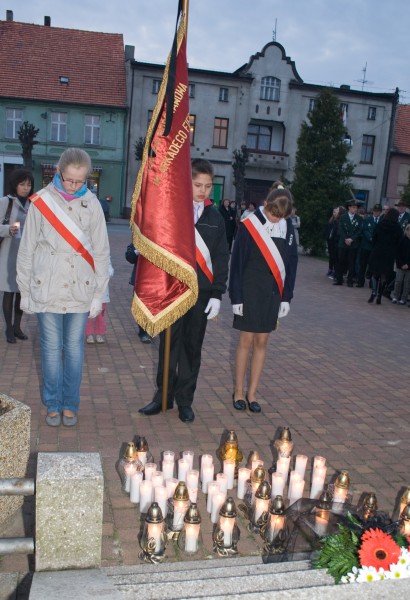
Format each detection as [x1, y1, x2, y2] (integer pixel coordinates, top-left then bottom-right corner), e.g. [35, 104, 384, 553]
[229, 186, 298, 413]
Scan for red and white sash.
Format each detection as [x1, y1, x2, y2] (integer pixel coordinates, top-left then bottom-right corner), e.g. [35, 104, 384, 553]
[195, 228, 213, 283]
[30, 189, 95, 271]
[243, 212, 285, 296]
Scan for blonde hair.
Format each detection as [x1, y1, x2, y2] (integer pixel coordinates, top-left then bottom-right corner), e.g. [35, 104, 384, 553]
[57, 148, 92, 173]
[265, 188, 293, 219]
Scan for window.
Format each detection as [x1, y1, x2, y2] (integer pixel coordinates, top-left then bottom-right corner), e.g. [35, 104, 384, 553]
[308, 98, 316, 112]
[147, 110, 153, 129]
[50, 112, 67, 142]
[84, 115, 100, 145]
[6, 108, 23, 139]
[189, 114, 196, 145]
[152, 79, 161, 94]
[188, 84, 195, 98]
[213, 117, 228, 148]
[368, 106, 377, 120]
[361, 135, 375, 164]
[219, 87, 229, 102]
[260, 76, 281, 101]
[247, 124, 272, 151]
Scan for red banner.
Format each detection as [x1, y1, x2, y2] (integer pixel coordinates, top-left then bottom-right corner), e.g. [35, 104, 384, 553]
[130, 9, 197, 337]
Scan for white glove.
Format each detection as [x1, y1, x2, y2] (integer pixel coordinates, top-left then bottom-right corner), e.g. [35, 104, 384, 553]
[89, 298, 103, 319]
[232, 304, 243, 316]
[204, 298, 221, 320]
[278, 302, 290, 318]
[20, 296, 34, 315]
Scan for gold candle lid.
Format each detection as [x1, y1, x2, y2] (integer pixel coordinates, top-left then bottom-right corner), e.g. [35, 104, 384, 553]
[219, 496, 237, 518]
[255, 480, 271, 500]
[246, 450, 261, 469]
[251, 465, 266, 484]
[145, 502, 164, 523]
[226, 430, 238, 446]
[400, 503, 410, 521]
[334, 470, 350, 489]
[184, 503, 201, 524]
[317, 489, 332, 510]
[364, 492, 377, 511]
[401, 487, 410, 506]
[173, 481, 189, 501]
[279, 426, 292, 441]
[136, 436, 149, 452]
[270, 495, 285, 514]
[123, 441, 137, 462]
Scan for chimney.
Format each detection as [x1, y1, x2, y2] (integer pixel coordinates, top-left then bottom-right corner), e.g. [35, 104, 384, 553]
[124, 45, 135, 61]
[6, 10, 13, 21]
[44, 16, 51, 26]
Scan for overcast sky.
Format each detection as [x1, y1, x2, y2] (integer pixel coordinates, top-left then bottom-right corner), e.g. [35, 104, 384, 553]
[4, 0, 410, 103]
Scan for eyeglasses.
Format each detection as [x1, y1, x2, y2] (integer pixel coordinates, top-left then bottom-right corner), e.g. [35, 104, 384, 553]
[60, 172, 87, 186]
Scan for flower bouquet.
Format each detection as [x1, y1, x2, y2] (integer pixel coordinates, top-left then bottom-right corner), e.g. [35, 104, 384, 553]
[313, 511, 410, 583]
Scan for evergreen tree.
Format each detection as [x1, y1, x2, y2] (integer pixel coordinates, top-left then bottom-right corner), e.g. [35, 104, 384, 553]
[18, 121, 39, 170]
[400, 169, 410, 206]
[291, 88, 354, 255]
[232, 145, 249, 207]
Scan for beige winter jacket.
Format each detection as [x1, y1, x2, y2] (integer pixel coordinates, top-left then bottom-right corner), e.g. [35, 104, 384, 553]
[16, 183, 110, 313]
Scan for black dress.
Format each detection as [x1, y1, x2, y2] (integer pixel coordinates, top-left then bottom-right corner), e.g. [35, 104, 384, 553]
[233, 236, 285, 333]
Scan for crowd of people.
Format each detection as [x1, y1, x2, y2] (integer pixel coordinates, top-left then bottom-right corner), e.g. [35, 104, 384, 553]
[1, 150, 299, 427]
[326, 199, 410, 305]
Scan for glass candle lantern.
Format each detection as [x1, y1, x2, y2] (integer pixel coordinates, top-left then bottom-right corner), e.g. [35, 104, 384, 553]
[400, 504, 410, 536]
[216, 430, 244, 478]
[117, 441, 143, 493]
[213, 496, 240, 557]
[249, 465, 266, 506]
[135, 436, 153, 467]
[263, 495, 288, 552]
[139, 502, 167, 563]
[166, 481, 190, 534]
[332, 470, 350, 513]
[314, 490, 332, 537]
[400, 487, 410, 517]
[274, 426, 294, 459]
[251, 480, 271, 531]
[178, 503, 202, 554]
[361, 492, 378, 520]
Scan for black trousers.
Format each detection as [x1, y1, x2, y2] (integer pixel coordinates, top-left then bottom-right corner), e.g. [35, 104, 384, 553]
[357, 248, 371, 285]
[153, 291, 210, 408]
[336, 246, 358, 284]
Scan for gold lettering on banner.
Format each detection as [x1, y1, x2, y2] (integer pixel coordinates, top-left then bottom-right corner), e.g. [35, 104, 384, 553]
[158, 113, 191, 174]
[173, 83, 188, 113]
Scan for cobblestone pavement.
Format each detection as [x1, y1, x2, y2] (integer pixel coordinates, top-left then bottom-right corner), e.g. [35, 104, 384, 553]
[0, 221, 409, 574]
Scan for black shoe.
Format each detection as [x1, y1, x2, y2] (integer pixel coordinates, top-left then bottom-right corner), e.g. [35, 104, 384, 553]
[232, 393, 246, 411]
[246, 395, 261, 413]
[139, 399, 173, 415]
[14, 329, 28, 340]
[178, 406, 195, 423]
[6, 327, 16, 343]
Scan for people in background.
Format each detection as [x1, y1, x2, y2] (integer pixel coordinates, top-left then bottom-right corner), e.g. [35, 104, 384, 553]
[219, 197, 236, 251]
[241, 201, 257, 220]
[392, 223, 410, 305]
[334, 200, 363, 287]
[0, 168, 33, 343]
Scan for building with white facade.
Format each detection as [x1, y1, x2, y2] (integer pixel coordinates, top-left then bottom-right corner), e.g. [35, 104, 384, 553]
[124, 41, 398, 215]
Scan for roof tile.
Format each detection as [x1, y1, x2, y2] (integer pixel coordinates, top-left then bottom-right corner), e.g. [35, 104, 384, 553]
[0, 21, 127, 108]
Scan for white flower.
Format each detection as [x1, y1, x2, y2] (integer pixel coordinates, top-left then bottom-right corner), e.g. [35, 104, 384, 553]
[356, 565, 379, 583]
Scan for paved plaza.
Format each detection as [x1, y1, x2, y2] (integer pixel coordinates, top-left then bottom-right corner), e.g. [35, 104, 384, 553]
[0, 220, 409, 577]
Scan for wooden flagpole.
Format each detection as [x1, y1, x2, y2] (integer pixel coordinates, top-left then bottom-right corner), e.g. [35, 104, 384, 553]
[161, 0, 190, 414]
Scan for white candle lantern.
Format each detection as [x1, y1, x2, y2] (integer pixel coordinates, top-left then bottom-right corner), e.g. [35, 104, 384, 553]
[216, 472, 228, 495]
[178, 503, 202, 554]
[207, 481, 220, 513]
[213, 496, 240, 556]
[136, 436, 152, 467]
[271, 472, 285, 499]
[139, 480, 154, 513]
[166, 478, 178, 499]
[274, 426, 294, 458]
[211, 491, 226, 524]
[200, 454, 213, 482]
[130, 471, 143, 504]
[237, 467, 251, 500]
[263, 495, 288, 551]
[314, 490, 332, 537]
[332, 470, 350, 513]
[223, 459, 235, 490]
[152, 472, 164, 489]
[154, 485, 168, 518]
[182, 450, 194, 471]
[186, 469, 199, 490]
[294, 455, 308, 480]
[144, 462, 157, 481]
[310, 464, 327, 500]
[167, 481, 190, 532]
[201, 463, 214, 493]
[251, 481, 271, 529]
[117, 441, 143, 493]
[400, 487, 410, 518]
[139, 502, 166, 563]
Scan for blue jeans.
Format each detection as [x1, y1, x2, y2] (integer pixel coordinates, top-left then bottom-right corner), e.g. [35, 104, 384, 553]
[37, 312, 89, 414]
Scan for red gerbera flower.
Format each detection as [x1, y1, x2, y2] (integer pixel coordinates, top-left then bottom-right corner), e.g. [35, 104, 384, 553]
[358, 528, 401, 571]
